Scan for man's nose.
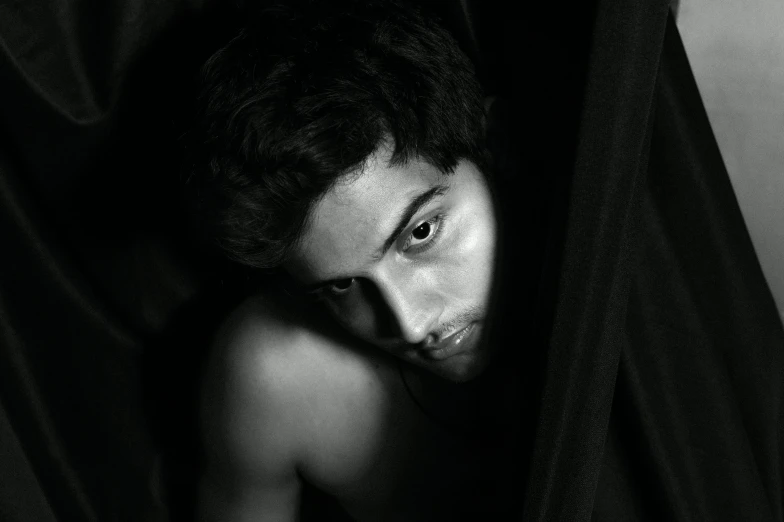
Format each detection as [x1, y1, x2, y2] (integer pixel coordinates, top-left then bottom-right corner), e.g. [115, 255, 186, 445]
[376, 272, 443, 345]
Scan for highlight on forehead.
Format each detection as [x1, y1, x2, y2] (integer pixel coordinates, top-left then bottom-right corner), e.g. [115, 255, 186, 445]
[332, 134, 460, 194]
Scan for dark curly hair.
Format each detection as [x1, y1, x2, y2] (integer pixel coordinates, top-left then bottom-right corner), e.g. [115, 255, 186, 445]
[181, 0, 489, 270]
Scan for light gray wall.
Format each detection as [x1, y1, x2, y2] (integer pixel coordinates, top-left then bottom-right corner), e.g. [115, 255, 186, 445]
[677, 1, 784, 324]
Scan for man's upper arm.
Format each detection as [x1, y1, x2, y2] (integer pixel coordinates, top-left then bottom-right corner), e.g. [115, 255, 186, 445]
[198, 302, 307, 521]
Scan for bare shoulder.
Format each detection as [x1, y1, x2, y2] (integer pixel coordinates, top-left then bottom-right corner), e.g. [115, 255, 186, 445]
[200, 292, 397, 478]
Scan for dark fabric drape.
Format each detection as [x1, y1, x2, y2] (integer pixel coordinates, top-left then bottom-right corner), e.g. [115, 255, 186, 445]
[518, 3, 668, 520]
[0, 1, 224, 520]
[1, 1, 782, 521]
[592, 18, 784, 521]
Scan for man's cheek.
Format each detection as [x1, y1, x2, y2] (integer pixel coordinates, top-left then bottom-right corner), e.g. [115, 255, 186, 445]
[442, 238, 495, 302]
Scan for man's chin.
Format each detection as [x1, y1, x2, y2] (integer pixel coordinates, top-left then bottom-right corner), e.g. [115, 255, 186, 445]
[418, 351, 491, 383]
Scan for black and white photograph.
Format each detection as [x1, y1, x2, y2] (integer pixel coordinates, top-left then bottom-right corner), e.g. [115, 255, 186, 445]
[0, 0, 782, 520]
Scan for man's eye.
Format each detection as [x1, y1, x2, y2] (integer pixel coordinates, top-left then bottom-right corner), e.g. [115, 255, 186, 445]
[326, 278, 355, 296]
[403, 214, 445, 251]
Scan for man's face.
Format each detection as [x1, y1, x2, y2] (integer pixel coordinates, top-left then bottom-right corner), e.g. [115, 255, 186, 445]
[284, 143, 498, 382]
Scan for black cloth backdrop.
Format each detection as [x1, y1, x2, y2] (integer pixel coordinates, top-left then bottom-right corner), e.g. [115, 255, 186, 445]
[1, 0, 782, 520]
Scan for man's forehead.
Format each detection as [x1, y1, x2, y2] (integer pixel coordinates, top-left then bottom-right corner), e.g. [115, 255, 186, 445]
[330, 149, 440, 200]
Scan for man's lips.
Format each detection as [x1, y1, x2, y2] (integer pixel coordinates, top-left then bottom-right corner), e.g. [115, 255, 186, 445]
[418, 322, 479, 361]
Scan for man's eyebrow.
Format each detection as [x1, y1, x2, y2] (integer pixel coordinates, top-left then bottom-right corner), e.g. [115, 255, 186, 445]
[376, 183, 450, 259]
[299, 183, 450, 293]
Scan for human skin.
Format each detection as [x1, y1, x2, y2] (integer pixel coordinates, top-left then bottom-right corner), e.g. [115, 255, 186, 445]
[284, 141, 499, 383]
[198, 142, 508, 521]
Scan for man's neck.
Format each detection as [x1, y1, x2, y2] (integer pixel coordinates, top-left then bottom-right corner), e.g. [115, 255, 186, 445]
[399, 355, 518, 443]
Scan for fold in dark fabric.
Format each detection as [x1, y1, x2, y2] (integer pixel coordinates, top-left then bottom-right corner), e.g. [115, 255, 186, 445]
[518, 3, 669, 519]
[0, 1, 781, 521]
[592, 18, 784, 521]
[512, 2, 784, 520]
[0, 1, 220, 520]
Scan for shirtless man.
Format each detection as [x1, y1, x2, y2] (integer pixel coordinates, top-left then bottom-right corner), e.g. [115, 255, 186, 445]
[184, 1, 521, 519]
